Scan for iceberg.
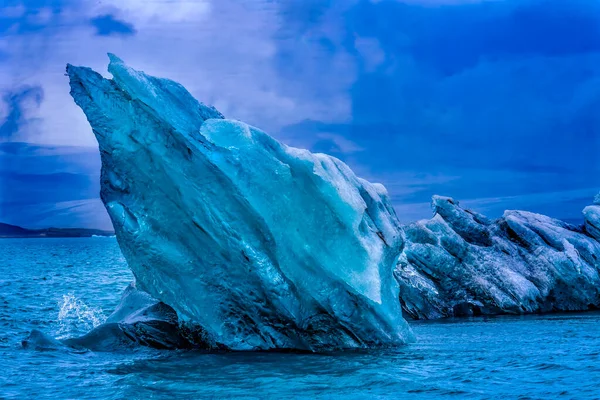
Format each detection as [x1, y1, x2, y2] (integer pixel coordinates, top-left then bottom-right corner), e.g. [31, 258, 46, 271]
[396, 195, 600, 319]
[24, 284, 198, 351]
[67, 55, 412, 351]
[583, 194, 600, 241]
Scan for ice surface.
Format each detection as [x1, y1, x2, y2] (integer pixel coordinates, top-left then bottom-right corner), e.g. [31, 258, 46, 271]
[583, 193, 600, 241]
[67, 55, 412, 351]
[396, 195, 600, 319]
[61, 285, 192, 351]
[24, 284, 195, 351]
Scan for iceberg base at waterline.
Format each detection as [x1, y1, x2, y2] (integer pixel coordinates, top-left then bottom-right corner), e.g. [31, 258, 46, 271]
[23, 284, 206, 352]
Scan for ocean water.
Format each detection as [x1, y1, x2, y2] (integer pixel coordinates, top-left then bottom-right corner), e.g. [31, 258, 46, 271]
[2, 238, 600, 399]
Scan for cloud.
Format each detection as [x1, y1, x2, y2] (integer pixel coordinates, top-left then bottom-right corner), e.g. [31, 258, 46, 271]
[268, 0, 600, 220]
[0, 0, 354, 146]
[0, 199, 110, 230]
[0, 4, 26, 18]
[0, 3, 59, 35]
[0, 0, 598, 227]
[0, 0, 358, 227]
[0, 86, 44, 139]
[0, 141, 100, 174]
[90, 14, 136, 37]
[315, 133, 365, 155]
[0, 142, 107, 229]
[97, 0, 211, 24]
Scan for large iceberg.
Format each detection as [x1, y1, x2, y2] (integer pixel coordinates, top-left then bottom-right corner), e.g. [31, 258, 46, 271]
[67, 55, 412, 351]
[396, 195, 600, 319]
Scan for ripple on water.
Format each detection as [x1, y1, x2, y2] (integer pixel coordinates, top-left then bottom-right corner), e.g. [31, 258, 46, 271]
[2, 238, 600, 399]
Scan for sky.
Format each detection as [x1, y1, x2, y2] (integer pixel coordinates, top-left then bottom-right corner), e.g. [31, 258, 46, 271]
[0, 0, 598, 230]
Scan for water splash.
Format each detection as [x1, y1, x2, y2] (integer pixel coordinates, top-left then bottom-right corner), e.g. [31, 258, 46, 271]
[56, 294, 106, 338]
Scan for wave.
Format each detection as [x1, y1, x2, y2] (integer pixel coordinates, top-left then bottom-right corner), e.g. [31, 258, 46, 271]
[23, 284, 207, 352]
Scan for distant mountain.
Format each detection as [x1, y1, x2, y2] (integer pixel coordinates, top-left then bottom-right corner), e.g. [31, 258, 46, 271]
[0, 222, 114, 238]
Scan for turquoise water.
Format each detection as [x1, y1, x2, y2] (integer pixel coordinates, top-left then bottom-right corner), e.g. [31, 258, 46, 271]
[2, 238, 600, 399]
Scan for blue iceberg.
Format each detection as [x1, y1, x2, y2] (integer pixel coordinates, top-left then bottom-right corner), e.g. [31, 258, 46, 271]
[67, 55, 413, 351]
[23, 284, 199, 351]
[397, 195, 600, 319]
[583, 194, 600, 241]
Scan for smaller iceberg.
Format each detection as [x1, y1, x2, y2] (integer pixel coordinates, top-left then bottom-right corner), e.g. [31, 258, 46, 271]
[23, 284, 202, 351]
[396, 194, 600, 319]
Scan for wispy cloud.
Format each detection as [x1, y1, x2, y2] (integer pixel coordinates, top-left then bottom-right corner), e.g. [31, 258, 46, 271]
[0, 85, 43, 139]
[0, 141, 107, 229]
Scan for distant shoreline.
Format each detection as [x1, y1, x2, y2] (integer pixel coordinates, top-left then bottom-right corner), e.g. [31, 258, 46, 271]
[0, 222, 114, 239]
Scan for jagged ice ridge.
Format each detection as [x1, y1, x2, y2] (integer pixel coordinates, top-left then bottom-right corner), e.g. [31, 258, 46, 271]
[397, 195, 600, 319]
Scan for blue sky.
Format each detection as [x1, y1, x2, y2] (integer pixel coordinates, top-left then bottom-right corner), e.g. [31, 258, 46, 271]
[0, 0, 598, 229]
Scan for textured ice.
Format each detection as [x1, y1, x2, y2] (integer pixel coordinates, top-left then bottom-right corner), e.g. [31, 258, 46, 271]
[583, 193, 600, 241]
[396, 195, 600, 319]
[67, 55, 411, 351]
[24, 284, 194, 351]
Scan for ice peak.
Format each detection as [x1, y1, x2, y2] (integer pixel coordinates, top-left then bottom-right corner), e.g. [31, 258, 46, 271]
[107, 52, 124, 65]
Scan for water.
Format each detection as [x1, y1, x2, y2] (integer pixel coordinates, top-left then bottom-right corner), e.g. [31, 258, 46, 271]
[2, 238, 600, 399]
